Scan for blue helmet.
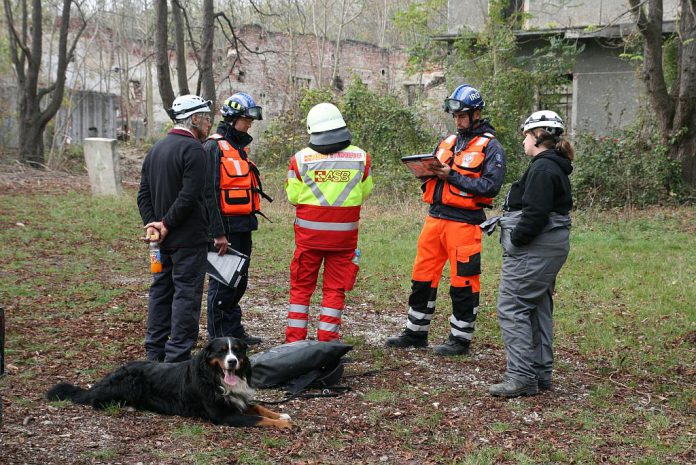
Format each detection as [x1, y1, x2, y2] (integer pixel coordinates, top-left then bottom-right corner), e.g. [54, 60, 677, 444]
[221, 92, 263, 120]
[443, 84, 485, 114]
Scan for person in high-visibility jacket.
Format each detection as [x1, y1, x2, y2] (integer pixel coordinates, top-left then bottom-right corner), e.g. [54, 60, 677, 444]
[285, 103, 373, 343]
[385, 84, 506, 356]
[203, 92, 271, 346]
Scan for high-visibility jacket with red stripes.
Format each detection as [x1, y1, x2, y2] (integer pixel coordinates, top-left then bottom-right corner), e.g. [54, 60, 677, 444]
[286, 145, 373, 250]
[209, 133, 265, 216]
[422, 133, 495, 210]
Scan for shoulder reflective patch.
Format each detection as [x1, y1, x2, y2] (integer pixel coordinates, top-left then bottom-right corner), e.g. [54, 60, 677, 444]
[302, 153, 329, 163]
[445, 134, 457, 144]
[219, 140, 232, 151]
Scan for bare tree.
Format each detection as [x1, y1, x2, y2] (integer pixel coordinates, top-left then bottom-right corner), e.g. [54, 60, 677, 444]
[154, 0, 175, 108]
[3, 0, 87, 165]
[171, 0, 190, 95]
[628, 0, 696, 187]
[199, 0, 215, 106]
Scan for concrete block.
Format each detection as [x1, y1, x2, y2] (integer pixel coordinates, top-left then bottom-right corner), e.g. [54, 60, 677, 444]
[83, 138, 122, 195]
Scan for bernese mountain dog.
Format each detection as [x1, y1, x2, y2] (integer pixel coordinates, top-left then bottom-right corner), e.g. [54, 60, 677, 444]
[46, 337, 293, 428]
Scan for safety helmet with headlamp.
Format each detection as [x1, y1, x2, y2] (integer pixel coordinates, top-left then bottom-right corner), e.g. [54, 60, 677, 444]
[167, 95, 212, 122]
[221, 92, 263, 120]
[521, 110, 565, 135]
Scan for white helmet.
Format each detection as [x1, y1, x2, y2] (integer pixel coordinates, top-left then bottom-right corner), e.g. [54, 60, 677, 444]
[167, 94, 212, 121]
[521, 110, 565, 135]
[306, 103, 346, 134]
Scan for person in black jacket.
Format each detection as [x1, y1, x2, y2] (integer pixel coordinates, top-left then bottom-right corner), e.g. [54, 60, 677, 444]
[137, 95, 213, 363]
[489, 110, 574, 397]
[203, 93, 268, 345]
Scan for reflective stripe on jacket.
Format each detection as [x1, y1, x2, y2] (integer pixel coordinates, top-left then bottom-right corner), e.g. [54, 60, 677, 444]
[422, 133, 494, 210]
[210, 133, 263, 216]
[286, 145, 373, 250]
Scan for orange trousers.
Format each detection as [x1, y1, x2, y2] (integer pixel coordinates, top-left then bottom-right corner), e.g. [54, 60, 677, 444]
[405, 216, 482, 342]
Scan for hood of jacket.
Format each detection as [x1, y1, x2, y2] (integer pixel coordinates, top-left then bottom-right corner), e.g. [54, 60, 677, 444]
[533, 149, 573, 175]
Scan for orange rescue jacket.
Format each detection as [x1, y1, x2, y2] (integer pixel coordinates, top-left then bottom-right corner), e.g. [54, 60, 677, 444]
[210, 134, 265, 216]
[422, 133, 494, 210]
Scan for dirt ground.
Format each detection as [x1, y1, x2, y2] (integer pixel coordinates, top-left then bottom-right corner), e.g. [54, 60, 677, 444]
[0, 161, 694, 465]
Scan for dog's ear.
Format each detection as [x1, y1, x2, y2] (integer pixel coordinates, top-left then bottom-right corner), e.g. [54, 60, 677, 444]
[201, 339, 216, 362]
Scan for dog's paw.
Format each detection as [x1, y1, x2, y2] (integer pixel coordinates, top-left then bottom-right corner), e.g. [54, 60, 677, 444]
[277, 419, 295, 429]
[279, 413, 291, 421]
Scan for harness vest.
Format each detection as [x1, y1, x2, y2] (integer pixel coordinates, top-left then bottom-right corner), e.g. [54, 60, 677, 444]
[422, 133, 494, 210]
[209, 133, 268, 216]
[286, 145, 373, 250]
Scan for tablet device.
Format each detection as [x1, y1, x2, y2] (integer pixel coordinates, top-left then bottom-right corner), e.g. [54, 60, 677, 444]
[401, 154, 439, 178]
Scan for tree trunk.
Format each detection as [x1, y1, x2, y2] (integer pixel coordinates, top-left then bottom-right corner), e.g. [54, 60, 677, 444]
[4, 0, 85, 165]
[672, 0, 696, 186]
[171, 0, 189, 95]
[630, 0, 696, 188]
[199, 0, 215, 107]
[18, 116, 45, 165]
[155, 0, 175, 108]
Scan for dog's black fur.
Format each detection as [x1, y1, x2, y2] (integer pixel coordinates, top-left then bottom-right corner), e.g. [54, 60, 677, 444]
[46, 337, 292, 428]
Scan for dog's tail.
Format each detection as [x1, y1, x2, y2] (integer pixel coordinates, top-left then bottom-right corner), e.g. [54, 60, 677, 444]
[46, 383, 90, 405]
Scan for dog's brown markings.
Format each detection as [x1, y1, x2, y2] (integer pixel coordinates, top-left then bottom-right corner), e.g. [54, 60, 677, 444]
[247, 404, 295, 429]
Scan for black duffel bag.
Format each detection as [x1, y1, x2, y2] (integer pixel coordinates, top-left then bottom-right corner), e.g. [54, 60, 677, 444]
[250, 340, 352, 398]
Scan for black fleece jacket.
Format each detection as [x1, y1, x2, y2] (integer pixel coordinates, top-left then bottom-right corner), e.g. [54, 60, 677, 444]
[203, 122, 258, 236]
[504, 149, 573, 246]
[137, 129, 209, 248]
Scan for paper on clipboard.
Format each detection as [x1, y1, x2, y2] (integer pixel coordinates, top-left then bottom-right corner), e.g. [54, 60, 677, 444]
[207, 248, 249, 288]
[401, 153, 439, 178]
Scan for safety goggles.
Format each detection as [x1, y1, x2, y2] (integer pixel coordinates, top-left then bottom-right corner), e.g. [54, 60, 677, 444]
[245, 106, 263, 120]
[443, 98, 471, 114]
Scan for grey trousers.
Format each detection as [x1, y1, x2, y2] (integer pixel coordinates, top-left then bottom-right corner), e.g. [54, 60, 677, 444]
[496, 212, 570, 384]
[146, 245, 207, 363]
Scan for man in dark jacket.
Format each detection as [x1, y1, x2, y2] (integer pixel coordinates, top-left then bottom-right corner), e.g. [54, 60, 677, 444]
[203, 92, 268, 345]
[137, 94, 212, 362]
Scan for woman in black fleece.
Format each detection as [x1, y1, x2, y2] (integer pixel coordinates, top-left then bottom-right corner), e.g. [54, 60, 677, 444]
[489, 110, 575, 398]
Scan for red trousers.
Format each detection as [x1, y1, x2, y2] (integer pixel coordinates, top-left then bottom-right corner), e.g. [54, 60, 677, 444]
[286, 247, 357, 343]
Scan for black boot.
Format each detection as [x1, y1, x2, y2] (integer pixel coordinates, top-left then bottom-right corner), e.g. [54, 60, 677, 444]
[385, 330, 427, 348]
[432, 336, 470, 356]
[488, 377, 539, 397]
[238, 332, 262, 346]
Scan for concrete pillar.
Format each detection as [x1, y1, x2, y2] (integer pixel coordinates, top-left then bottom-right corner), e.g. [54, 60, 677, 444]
[83, 138, 122, 195]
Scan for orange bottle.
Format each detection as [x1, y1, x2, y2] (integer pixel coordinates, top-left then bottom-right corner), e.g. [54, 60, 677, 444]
[149, 241, 162, 273]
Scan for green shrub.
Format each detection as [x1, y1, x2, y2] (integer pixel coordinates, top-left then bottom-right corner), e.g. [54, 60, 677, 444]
[572, 127, 685, 209]
[256, 79, 436, 170]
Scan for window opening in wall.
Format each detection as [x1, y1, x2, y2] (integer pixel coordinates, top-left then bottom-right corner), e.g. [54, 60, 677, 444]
[536, 74, 573, 126]
[404, 84, 425, 106]
[292, 76, 311, 90]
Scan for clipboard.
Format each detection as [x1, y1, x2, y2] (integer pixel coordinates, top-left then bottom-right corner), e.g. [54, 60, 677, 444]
[207, 247, 249, 288]
[401, 153, 439, 178]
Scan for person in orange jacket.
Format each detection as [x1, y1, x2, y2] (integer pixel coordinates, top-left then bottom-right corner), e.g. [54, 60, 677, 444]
[386, 84, 506, 356]
[203, 92, 271, 346]
[285, 103, 373, 343]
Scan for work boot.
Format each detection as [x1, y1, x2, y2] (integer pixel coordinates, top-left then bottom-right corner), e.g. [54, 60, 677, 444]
[238, 332, 262, 346]
[385, 331, 427, 348]
[432, 336, 470, 356]
[489, 378, 539, 397]
[538, 378, 552, 391]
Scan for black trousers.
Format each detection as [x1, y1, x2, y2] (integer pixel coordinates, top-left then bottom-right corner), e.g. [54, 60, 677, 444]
[206, 231, 252, 339]
[145, 245, 207, 362]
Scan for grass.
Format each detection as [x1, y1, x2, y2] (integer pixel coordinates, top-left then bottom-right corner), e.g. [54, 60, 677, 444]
[1, 170, 694, 464]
